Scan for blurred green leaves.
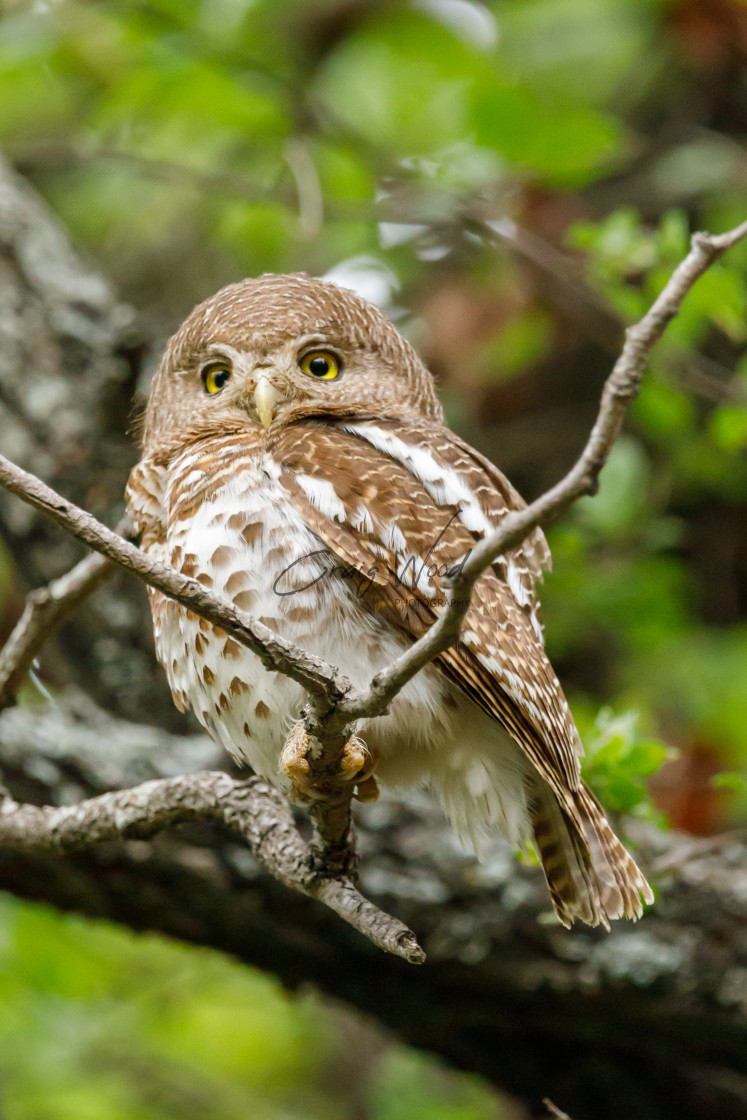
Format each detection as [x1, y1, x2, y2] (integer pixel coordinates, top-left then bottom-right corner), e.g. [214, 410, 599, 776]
[574, 437, 655, 542]
[567, 206, 747, 345]
[0, 896, 328, 1120]
[370, 1048, 499, 1120]
[0, 0, 634, 294]
[580, 707, 671, 821]
[0, 897, 503, 1120]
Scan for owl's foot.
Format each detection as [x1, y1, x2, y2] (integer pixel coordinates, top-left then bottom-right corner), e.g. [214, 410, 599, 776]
[280, 723, 379, 803]
[340, 733, 380, 801]
[279, 722, 312, 798]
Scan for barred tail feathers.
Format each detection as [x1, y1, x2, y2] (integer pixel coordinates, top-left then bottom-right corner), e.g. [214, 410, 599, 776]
[531, 779, 653, 929]
[576, 782, 654, 920]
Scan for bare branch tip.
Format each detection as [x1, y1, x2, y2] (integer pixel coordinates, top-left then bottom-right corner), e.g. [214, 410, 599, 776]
[543, 1099, 573, 1120]
[693, 219, 747, 255]
[398, 935, 426, 965]
[690, 229, 711, 250]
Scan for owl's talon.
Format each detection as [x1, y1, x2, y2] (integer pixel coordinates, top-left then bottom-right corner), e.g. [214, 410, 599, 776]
[280, 724, 377, 802]
[340, 733, 368, 777]
[343, 734, 379, 800]
[279, 723, 314, 802]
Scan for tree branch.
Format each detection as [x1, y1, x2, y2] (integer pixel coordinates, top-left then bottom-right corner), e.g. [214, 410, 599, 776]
[0, 515, 140, 713]
[0, 219, 745, 961]
[0, 551, 113, 711]
[3, 697, 747, 1120]
[0, 765, 424, 963]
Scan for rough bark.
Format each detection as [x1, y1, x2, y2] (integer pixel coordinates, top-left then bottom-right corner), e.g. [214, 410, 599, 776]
[0, 154, 179, 726]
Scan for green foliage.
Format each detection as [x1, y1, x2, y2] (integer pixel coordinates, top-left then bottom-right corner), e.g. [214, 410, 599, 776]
[550, 200, 747, 805]
[567, 208, 747, 489]
[479, 307, 553, 379]
[709, 400, 747, 454]
[543, 436, 691, 665]
[0, 0, 646, 292]
[579, 707, 671, 822]
[0, 897, 503, 1120]
[568, 206, 747, 345]
[369, 1049, 498, 1120]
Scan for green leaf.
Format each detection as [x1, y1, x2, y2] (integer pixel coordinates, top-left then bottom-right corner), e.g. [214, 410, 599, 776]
[632, 378, 696, 442]
[478, 307, 553, 380]
[575, 437, 650, 540]
[708, 404, 747, 453]
[581, 707, 671, 819]
[711, 771, 747, 793]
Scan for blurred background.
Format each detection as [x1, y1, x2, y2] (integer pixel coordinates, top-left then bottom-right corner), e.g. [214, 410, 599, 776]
[0, 0, 745, 1117]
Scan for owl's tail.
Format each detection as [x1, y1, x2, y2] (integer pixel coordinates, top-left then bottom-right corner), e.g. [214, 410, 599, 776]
[530, 780, 653, 929]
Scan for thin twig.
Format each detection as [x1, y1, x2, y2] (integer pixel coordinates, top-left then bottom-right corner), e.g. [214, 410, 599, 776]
[0, 551, 112, 711]
[285, 138, 324, 240]
[0, 770, 424, 963]
[0, 516, 138, 713]
[543, 1099, 573, 1120]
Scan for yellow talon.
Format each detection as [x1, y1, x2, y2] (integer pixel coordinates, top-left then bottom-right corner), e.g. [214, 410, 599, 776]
[279, 722, 313, 801]
[340, 733, 369, 776]
[279, 723, 378, 802]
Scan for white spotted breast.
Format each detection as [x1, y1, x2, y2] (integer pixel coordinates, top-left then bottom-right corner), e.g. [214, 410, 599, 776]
[149, 438, 453, 787]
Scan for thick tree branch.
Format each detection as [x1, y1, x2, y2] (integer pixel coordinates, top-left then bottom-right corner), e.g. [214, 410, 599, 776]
[0, 219, 745, 962]
[0, 763, 423, 963]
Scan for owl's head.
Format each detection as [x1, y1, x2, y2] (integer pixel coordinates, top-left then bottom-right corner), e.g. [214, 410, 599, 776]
[141, 274, 443, 451]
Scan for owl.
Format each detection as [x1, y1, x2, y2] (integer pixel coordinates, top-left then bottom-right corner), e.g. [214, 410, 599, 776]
[127, 273, 652, 929]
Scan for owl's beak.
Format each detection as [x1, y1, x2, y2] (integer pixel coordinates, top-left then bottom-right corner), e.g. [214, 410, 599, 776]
[253, 372, 282, 429]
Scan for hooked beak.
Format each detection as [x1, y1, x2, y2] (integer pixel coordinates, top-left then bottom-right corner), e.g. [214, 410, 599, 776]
[253, 372, 282, 429]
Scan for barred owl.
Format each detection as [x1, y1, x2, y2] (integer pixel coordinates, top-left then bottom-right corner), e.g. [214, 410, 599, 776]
[127, 273, 652, 928]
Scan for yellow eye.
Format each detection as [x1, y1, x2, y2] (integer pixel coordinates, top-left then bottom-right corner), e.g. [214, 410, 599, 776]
[300, 350, 341, 380]
[202, 365, 232, 394]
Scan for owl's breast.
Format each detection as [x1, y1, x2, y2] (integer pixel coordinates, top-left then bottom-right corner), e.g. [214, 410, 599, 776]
[148, 444, 453, 785]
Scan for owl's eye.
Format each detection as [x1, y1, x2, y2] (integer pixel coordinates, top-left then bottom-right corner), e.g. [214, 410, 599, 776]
[300, 350, 341, 381]
[202, 364, 232, 395]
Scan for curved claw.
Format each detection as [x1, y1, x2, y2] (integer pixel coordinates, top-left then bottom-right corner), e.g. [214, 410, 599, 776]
[279, 723, 379, 803]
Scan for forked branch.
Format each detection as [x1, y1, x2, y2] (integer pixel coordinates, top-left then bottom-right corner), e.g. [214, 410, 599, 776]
[0, 771, 425, 963]
[0, 220, 745, 961]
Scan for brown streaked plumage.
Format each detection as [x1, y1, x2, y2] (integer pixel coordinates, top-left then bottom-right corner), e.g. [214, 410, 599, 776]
[127, 272, 652, 928]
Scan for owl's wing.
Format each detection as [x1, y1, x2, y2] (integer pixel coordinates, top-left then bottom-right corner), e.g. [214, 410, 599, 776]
[339, 415, 552, 642]
[125, 454, 168, 548]
[442, 426, 553, 633]
[272, 417, 580, 797]
[274, 418, 652, 925]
